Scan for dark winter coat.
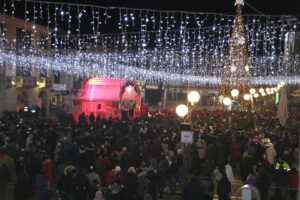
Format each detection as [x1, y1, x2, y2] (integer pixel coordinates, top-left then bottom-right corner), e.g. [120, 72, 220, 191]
[217, 174, 231, 200]
[124, 172, 137, 199]
[35, 175, 52, 200]
[182, 180, 203, 200]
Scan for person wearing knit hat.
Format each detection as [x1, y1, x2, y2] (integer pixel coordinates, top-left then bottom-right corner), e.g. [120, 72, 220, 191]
[115, 166, 121, 172]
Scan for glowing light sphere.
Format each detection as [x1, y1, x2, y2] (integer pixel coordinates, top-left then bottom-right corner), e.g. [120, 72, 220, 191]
[254, 93, 259, 98]
[250, 88, 256, 94]
[244, 94, 251, 101]
[231, 89, 239, 97]
[126, 86, 132, 93]
[259, 88, 264, 93]
[261, 93, 266, 96]
[266, 88, 270, 92]
[230, 65, 236, 72]
[274, 88, 278, 92]
[176, 104, 188, 117]
[223, 97, 232, 106]
[188, 91, 200, 104]
[245, 65, 249, 72]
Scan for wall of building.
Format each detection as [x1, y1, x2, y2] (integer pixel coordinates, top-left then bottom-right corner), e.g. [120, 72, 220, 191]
[2, 84, 50, 115]
[0, 14, 53, 116]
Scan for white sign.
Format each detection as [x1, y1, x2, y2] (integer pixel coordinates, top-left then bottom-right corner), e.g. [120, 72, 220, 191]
[181, 131, 193, 144]
[53, 84, 67, 91]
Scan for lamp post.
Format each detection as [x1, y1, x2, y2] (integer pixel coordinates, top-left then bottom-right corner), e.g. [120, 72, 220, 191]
[176, 91, 200, 188]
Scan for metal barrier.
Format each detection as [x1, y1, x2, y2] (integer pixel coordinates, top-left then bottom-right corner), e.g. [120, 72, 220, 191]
[235, 184, 261, 200]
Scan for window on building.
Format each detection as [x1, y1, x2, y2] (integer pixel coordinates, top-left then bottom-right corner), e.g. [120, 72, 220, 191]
[201, 95, 215, 106]
[39, 68, 47, 77]
[177, 91, 188, 101]
[54, 71, 60, 83]
[40, 34, 48, 49]
[16, 28, 32, 50]
[16, 65, 31, 77]
[145, 89, 162, 105]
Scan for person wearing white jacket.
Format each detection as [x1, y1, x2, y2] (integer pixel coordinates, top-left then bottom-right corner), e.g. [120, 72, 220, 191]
[225, 160, 233, 199]
[266, 143, 277, 166]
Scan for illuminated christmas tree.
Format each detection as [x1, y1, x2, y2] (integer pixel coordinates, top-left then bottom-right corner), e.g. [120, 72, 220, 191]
[217, 0, 252, 111]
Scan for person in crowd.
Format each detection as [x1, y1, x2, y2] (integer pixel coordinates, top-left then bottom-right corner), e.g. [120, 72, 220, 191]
[225, 159, 233, 198]
[108, 179, 123, 200]
[34, 174, 53, 200]
[217, 170, 231, 200]
[136, 166, 149, 200]
[0, 108, 298, 200]
[41, 154, 54, 184]
[124, 166, 137, 200]
[255, 167, 270, 200]
[57, 165, 76, 200]
[245, 173, 256, 185]
[71, 167, 92, 200]
[200, 172, 214, 200]
[182, 174, 203, 200]
[0, 162, 10, 200]
[266, 143, 277, 168]
[288, 165, 299, 200]
[89, 112, 95, 124]
[274, 156, 291, 199]
[86, 165, 101, 200]
[94, 184, 105, 200]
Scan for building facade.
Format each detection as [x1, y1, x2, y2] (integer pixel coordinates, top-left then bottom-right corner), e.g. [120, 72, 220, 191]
[0, 14, 54, 115]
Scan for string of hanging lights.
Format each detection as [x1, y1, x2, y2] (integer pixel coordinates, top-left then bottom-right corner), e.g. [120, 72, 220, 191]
[0, 0, 299, 86]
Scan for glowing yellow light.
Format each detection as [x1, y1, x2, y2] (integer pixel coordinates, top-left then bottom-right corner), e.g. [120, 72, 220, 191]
[259, 88, 264, 93]
[176, 104, 188, 117]
[231, 89, 239, 97]
[126, 86, 132, 93]
[223, 97, 232, 106]
[37, 78, 46, 88]
[250, 88, 256, 94]
[188, 91, 200, 104]
[244, 94, 251, 101]
[254, 93, 259, 98]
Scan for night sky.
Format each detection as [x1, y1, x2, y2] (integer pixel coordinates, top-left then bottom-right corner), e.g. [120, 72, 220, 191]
[65, 0, 300, 15]
[5, 0, 299, 34]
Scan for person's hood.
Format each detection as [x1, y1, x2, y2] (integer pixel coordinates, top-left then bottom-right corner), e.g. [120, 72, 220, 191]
[64, 165, 76, 175]
[42, 159, 51, 165]
[137, 170, 147, 178]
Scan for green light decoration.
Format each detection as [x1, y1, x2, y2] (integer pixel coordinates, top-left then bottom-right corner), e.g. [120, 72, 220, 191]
[275, 92, 279, 104]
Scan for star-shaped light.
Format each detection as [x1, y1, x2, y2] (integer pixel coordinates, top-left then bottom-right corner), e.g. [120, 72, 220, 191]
[237, 36, 245, 45]
[235, 0, 244, 6]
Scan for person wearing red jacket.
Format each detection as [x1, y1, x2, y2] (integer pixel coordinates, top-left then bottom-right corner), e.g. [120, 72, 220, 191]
[288, 166, 298, 200]
[41, 156, 54, 184]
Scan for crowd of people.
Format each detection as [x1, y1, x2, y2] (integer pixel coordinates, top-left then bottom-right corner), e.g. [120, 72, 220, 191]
[0, 107, 299, 200]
